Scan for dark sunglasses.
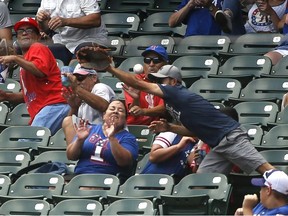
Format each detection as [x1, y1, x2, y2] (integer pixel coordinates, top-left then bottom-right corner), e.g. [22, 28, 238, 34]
[75, 74, 88, 82]
[144, 57, 162, 64]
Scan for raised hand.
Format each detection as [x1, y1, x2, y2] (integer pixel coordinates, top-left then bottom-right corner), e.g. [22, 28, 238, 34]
[148, 118, 170, 133]
[103, 116, 116, 138]
[74, 118, 91, 141]
[122, 83, 140, 99]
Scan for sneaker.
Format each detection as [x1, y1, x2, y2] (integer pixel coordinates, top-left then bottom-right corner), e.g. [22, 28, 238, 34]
[215, 9, 232, 34]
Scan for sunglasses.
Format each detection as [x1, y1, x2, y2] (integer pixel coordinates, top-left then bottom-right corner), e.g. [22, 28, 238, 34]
[144, 57, 162, 64]
[75, 74, 88, 82]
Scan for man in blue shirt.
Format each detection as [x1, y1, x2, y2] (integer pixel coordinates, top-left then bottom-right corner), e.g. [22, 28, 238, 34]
[103, 63, 274, 175]
[235, 169, 288, 215]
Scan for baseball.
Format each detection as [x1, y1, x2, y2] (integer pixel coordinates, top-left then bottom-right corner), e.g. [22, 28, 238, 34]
[133, 64, 143, 74]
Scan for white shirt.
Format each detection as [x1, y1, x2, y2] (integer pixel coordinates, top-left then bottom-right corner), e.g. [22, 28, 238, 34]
[38, 0, 108, 52]
[78, 83, 116, 124]
[245, 0, 287, 33]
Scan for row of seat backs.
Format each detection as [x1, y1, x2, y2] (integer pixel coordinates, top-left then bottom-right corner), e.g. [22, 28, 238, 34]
[0, 172, 232, 215]
[0, 198, 156, 215]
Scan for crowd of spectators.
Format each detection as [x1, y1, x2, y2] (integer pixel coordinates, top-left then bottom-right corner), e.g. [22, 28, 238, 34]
[0, 0, 288, 215]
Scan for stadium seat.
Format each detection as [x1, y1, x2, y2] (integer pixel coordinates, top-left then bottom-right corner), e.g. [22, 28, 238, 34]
[30, 151, 77, 174]
[117, 56, 144, 73]
[129, 12, 186, 37]
[0, 173, 65, 202]
[161, 173, 232, 215]
[0, 103, 8, 124]
[260, 125, 288, 150]
[8, 0, 41, 14]
[260, 149, 288, 173]
[229, 33, 283, 54]
[127, 125, 155, 156]
[275, 106, 288, 124]
[101, 0, 154, 21]
[172, 35, 231, 56]
[209, 55, 272, 87]
[135, 153, 150, 175]
[0, 175, 11, 196]
[241, 123, 264, 147]
[107, 174, 174, 203]
[262, 55, 288, 78]
[188, 78, 242, 103]
[233, 78, 288, 105]
[102, 13, 140, 38]
[122, 35, 175, 57]
[0, 150, 31, 175]
[173, 55, 219, 88]
[0, 78, 21, 93]
[52, 174, 120, 203]
[101, 198, 157, 215]
[147, 0, 182, 13]
[0, 126, 51, 153]
[233, 101, 278, 126]
[49, 199, 103, 215]
[38, 128, 66, 153]
[0, 199, 51, 215]
[5, 103, 30, 126]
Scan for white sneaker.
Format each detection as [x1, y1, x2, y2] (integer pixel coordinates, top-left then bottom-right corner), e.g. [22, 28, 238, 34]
[215, 9, 233, 34]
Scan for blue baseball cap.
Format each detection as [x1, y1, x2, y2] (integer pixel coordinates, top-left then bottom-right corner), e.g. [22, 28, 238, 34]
[142, 45, 169, 62]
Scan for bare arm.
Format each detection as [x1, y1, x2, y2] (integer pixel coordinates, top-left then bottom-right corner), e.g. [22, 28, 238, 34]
[148, 119, 196, 137]
[73, 86, 109, 112]
[106, 65, 164, 98]
[0, 90, 24, 104]
[0, 55, 45, 77]
[149, 136, 194, 163]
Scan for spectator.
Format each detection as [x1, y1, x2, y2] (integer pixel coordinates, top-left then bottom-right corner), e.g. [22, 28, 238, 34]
[36, 0, 108, 65]
[62, 67, 115, 144]
[264, 9, 288, 65]
[234, 169, 288, 215]
[0, 2, 12, 44]
[66, 100, 138, 176]
[0, 17, 69, 135]
[102, 62, 275, 175]
[122, 45, 167, 125]
[244, 0, 287, 33]
[168, 0, 245, 36]
[141, 132, 196, 177]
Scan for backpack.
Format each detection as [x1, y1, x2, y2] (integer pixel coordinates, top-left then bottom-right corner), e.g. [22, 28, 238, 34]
[11, 161, 68, 183]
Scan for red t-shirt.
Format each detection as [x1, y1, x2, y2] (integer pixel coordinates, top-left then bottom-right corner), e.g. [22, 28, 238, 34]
[124, 73, 164, 125]
[20, 42, 66, 124]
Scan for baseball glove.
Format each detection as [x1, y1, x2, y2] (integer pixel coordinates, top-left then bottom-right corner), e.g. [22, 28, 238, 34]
[76, 46, 111, 71]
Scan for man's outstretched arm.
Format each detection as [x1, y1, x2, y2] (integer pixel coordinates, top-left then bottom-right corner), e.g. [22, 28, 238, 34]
[106, 65, 164, 98]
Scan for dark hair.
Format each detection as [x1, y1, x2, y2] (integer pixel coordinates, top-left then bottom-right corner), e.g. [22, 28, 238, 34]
[219, 107, 239, 122]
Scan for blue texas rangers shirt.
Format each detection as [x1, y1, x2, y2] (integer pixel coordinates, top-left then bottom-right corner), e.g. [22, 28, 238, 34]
[253, 202, 288, 215]
[158, 84, 240, 147]
[74, 124, 138, 175]
[177, 0, 223, 36]
[141, 132, 195, 177]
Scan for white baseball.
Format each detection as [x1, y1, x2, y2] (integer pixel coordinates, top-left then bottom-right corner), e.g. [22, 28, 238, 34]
[133, 64, 143, 74]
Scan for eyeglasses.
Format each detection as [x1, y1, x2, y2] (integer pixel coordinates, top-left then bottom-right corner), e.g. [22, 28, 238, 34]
[144, 57, 162, 64]
[75, 74, 88, 82]
[16, 28, 36, 35]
